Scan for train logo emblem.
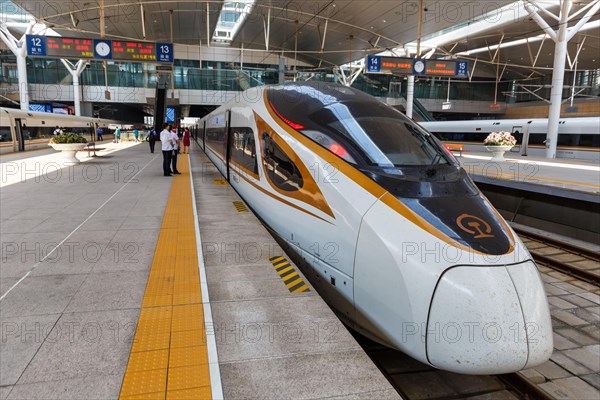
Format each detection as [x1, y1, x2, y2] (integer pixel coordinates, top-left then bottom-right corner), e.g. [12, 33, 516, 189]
[456, 214, 494, 239]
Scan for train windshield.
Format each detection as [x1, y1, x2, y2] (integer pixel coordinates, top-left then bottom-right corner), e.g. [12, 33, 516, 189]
[267, 84, 452, 168]
[307, 101, 448, 167]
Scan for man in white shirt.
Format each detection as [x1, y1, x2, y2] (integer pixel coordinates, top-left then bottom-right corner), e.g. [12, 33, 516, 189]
[53, 126, 62, 136]
[170, 127, 181, 174]
[160, 123, 174, 176]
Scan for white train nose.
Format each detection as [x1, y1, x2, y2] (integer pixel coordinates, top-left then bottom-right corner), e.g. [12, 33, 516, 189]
[426, 261, 553, 374]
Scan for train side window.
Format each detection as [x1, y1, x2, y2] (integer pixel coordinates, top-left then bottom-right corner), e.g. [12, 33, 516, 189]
[205, 127, 226, 157]
[205, 113, 228, 158]
[230, 127, 258, 175]
[0, 127, 12, 142]
[262, 133, 303, 191]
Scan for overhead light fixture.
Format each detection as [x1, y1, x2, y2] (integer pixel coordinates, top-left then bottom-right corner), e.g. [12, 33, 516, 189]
[212, 1, 256, 44]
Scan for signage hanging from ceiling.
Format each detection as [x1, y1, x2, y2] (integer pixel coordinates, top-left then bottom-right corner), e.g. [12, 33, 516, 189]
[366, 55, 469, 78]
[26, 35, 173, 63]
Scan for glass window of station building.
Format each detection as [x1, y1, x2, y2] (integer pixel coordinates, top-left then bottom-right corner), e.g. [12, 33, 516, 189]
[1, 49, 598, 103]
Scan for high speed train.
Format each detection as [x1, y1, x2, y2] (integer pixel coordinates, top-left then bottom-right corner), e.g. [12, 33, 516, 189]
[194, 82, 553, 375]
[420, 117, 600, 161]
[0, 107, 123, 153]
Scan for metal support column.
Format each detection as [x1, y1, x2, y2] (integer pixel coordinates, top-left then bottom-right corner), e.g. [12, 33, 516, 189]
[406, 75, 415, 119]
[61, 59, 87, 116]
[278, 57, 285, 84]
[0, 22, 34, 110]
[525, 0, 600, 158]
[407, 0, 423, 120]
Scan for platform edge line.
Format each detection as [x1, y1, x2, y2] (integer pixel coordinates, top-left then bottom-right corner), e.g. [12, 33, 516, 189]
[188, 154, 224, 400]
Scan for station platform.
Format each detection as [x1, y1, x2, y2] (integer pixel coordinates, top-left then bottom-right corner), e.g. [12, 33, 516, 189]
[0, 142, 399, 399]
[456, 151, 600, 203]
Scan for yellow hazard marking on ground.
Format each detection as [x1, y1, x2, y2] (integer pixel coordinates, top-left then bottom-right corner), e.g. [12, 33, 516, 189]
[268, 256, 310, 293]
[119, 155, 211, 400]
[232, 201, 248, 212]
[213, 179, 227, 185]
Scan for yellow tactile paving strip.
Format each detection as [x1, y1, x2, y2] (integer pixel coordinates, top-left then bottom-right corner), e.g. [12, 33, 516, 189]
[119, 155, 211, 400]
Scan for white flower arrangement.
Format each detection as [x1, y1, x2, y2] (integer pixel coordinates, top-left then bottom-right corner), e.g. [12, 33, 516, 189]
[484, 131, 517, 146]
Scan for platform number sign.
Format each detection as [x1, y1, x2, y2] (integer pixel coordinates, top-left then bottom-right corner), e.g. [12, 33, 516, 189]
[27, 35, 46, 56]
[455, 60, 469, 78]
[156, 43, 173, 63]
[367, 55, 382, 73]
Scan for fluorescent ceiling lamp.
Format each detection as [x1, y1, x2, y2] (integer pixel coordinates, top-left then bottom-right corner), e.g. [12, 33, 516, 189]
[457, 19, 600, 56]
[212, 1, 255, 44]
[384, 1, 556, 57]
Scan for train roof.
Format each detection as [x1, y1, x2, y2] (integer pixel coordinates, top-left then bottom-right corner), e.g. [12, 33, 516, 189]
[266, 82, 380, 108]
[0, 107, 124, 126]
[420, 117, 600, 134]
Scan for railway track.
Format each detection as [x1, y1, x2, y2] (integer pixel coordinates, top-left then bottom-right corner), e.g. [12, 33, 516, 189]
[352, 230, 599, 400]
[514, 227, 600, 286]
[351, 331, 555, 400]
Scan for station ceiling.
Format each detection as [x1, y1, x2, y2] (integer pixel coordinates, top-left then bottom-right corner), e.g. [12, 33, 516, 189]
[7, 1, 600, 79]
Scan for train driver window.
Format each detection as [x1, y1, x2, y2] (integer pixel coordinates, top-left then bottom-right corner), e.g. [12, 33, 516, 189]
[262, 133, 303, 192]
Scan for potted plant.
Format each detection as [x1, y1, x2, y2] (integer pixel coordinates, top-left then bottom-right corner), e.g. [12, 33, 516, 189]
[48, 133, 88, 164]
[483, 131, 517, 161]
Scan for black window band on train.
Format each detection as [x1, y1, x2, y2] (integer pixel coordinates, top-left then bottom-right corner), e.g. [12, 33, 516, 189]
[262, 132, 303, 192]
[266, 83, 456, 169]
[205, 113, 227, 158]
[431, 131, 600, 148]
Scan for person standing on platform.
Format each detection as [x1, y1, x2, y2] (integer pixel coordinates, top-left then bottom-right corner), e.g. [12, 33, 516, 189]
[97, 126, 103, 141]
[170, 128, 181, 174]
[53, 126, 62, 136]
[182, 128, 190, 154]
[160, 123, 174, 176]
[133, 128, 139, 142]
[147, 127, 156, 153]
[115, 127, 121, 143]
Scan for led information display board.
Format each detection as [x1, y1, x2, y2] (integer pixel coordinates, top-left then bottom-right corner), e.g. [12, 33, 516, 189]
[46, 37, 95, 58]
[26, 35, 173, 63]
[366, 55, 469, 78]
[112, 40, 157, 61]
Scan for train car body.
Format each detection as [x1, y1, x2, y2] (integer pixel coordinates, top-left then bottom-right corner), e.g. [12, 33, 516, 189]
[0, 107, 121, 153]
[420, 117, 600, 161]
[196, 82, 553, 375]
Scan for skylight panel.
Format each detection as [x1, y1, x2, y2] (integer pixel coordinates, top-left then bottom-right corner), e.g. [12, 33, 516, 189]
[212, 1, 256, 45]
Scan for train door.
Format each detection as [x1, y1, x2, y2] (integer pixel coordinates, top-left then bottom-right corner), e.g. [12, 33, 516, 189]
[14, 118, 25, 152]
[202, 120, 206, 151]
[225, 110, 232, 182]
[228, 107, 260, 185]
[511, 126, 522, 153]
[92, 122, 99, 142]
[519, 122, 533, 156]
